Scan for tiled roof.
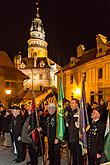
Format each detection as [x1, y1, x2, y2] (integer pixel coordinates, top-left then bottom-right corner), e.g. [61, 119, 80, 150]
[0, 51, 14, 67]
[63, 47, 110, 71]
[76, 48, 97, 66]
[0, 66, 29, 81]
[0, 51, 29, 80]
[21, 58, 34, 68]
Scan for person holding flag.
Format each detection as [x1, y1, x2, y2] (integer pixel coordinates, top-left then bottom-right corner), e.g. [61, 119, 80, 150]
[21, 100, 39, 165]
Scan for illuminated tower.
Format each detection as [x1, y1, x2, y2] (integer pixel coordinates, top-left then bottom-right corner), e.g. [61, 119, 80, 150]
[28, 5, 48, 58]
[14, 3, 60, 91]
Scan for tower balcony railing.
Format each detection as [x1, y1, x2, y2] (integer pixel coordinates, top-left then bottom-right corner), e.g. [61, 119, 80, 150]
[28, 44, 47, 49]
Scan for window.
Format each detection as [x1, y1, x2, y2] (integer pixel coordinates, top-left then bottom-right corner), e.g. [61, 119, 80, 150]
[98, 68, 102, 79]
[98, 91, 103, 104]
[54, 76, 55, 81]
[71, 93, 73, 100]
[99, 48, 102, 53]
[40, 61, 45, 67]
[90, 91, 94, 105]
[39, 74, 43, 80]
[5, 82, 10, 87]
[70, 75, 73, 84]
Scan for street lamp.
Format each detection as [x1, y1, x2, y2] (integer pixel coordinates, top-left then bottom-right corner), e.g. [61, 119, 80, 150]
[75, 88, 81, 95]
[5, 89, 11, 95]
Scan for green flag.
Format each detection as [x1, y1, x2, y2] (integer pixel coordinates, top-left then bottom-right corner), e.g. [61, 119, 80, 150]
[104, 112, 110, 161]
[57, 78, 65, 140]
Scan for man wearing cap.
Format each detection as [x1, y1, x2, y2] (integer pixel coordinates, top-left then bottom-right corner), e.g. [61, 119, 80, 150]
[10, 105, 24, 163]
[87, 107, 105, 165]
[44, 103, 60, 165]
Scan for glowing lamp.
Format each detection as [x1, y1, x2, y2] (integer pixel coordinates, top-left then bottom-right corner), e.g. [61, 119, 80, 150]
[5, 89, 11, 95]
[75, 88, 81, 95]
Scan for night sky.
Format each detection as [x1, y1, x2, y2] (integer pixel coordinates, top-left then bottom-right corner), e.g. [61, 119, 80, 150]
[0, 0, 110, 66]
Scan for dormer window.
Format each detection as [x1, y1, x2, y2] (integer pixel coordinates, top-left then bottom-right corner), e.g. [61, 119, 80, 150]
[40, 61, 45, 67]
[20, 62, 25, 68]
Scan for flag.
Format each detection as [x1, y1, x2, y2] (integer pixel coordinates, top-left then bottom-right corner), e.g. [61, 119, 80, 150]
[28, 98, 39, 148]
[104, 112, 110, 161]
[79, 75, 90, 155]
[57, 78, 65, 140]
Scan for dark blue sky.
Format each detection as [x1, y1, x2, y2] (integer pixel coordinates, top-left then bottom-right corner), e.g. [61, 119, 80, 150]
[0, 0, 110, 66]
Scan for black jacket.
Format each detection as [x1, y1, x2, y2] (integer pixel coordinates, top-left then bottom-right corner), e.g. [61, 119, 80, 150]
[45, 112, 57, 143]
[3, 114, 13, 133]
[67, 108, 79, 143]
[11, 114, 24, 140]
[87, 119, 105, 155]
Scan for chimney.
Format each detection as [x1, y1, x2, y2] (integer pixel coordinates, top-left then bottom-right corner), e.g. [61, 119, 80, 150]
[77, 44, 85, 58]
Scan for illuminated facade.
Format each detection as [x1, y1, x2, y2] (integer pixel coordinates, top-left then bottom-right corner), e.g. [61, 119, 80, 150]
[14, 6, 60, 91]
[58, 34, 110, 104]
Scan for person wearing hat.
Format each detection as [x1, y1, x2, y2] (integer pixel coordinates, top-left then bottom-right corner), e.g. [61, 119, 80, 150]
[87, 107, 105, 165]
[44, 103, 60, 165]
[10, 105, 25, 163]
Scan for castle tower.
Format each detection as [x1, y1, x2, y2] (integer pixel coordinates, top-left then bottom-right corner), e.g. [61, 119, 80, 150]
[28, 4, 48, 58]
[14, 2, 60, 91]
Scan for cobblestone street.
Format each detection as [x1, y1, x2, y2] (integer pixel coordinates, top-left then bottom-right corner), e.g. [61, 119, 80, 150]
[0, 139, 67, 165]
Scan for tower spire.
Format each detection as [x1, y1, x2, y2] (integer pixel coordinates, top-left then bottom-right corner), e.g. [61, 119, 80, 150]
[36, 1, 40, 19]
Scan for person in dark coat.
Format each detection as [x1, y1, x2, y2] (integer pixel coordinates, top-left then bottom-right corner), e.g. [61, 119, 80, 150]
[99, 99, 108, 125]
[21, 103, 39, 165]
[87, 107, 105, 165]
[0, 104, 6, 138]
[65, 98, 82, 165]
[86, 103, 92, 124]
[3, 109, 13, 147]
[10, 105, 24, 163]
[44, 103, 60, 165]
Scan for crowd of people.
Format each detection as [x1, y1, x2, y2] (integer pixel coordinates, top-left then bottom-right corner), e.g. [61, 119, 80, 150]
[0, 98, 109, 165]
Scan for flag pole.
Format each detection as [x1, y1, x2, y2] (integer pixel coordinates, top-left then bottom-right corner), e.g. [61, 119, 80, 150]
[35, 108, 45, 165]
[32, 90, 45, 165]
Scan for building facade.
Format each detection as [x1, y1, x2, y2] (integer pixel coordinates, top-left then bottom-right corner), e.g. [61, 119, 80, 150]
[58, 34, 110, 104]
[0, 51, 28, 106]
[14, 6, 60, 91]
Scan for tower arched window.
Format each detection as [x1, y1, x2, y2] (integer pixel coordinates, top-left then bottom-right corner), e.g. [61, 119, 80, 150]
[39, 74, 43, 80]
